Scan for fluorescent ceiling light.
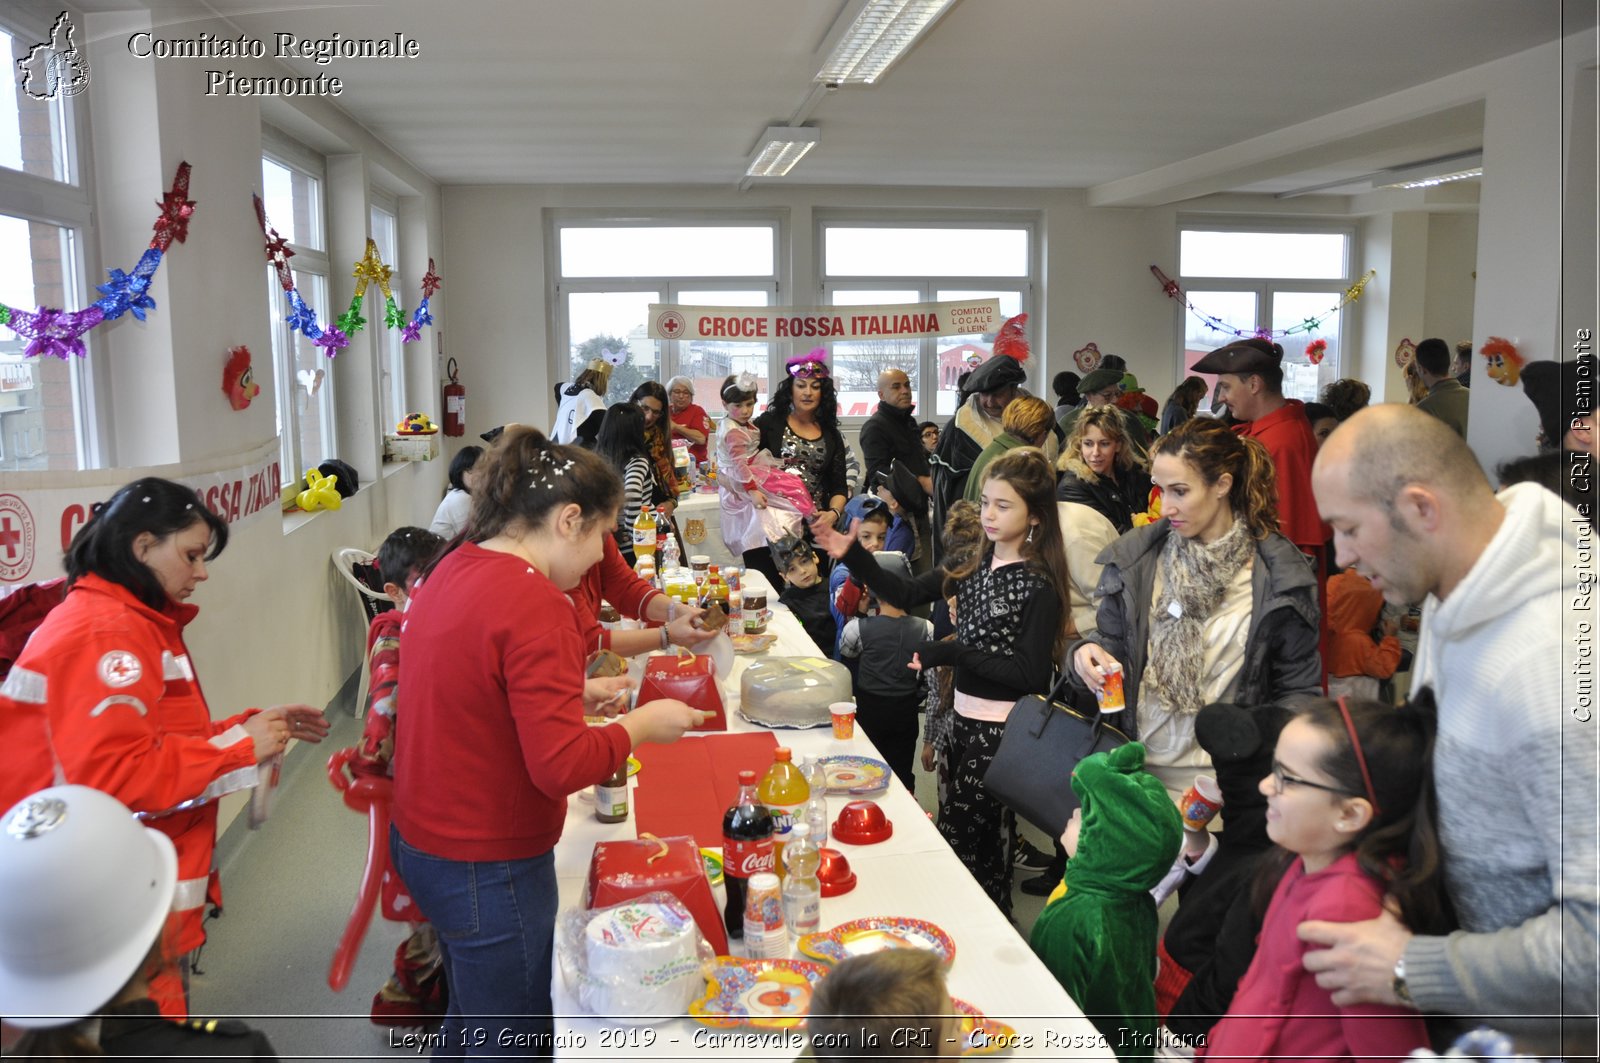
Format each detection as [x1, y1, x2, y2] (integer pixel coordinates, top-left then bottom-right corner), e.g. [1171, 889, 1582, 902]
[1375, 151, 1483, 190]
[815, 0, 959, 85]
[745, 126, 819, 178]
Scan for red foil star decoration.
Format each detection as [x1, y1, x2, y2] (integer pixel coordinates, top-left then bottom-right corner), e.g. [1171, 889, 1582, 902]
[149, 161, 196, 252]
[251, 195, 296, 290]
[420, 258, 442, 298]
[1150, 265, 1182, 300]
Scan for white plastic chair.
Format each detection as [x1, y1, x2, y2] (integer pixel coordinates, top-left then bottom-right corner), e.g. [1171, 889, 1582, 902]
[332, 547, 392, 717]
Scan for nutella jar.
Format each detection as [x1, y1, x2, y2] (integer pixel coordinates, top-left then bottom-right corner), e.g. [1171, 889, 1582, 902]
[741, 591, 768, 634]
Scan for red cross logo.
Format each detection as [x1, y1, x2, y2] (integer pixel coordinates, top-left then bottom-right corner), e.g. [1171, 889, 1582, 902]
[98, 650, 142, 688]
[0, 516, 20, 560]
[657, 310, 685, 339]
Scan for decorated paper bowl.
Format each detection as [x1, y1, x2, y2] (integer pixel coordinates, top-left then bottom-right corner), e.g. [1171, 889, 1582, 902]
[797, 916, 956, 967]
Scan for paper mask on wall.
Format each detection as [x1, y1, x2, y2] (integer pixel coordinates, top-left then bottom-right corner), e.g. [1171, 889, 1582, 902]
[1394, 338, 1416, 369]
[1481, 337, 1524, 386]
[1073, 342, 1103, 372]
[222, 345, 259, 410]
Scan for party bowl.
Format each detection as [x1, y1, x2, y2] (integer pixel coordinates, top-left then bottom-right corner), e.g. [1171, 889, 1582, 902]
[816, 847, 857, 896]
[832, 800, 893, 845]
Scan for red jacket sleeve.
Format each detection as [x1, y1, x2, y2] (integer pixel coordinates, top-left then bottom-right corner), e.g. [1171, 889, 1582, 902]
[47, 622, 257, 815]
[598, 536, 661, 619]
[503, 624, 630, 800]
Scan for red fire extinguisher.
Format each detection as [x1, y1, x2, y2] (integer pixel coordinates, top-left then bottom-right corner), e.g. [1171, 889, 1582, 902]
[442, 357, 465, 437]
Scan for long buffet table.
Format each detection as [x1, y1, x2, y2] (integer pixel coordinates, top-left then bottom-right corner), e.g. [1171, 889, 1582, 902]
[549, 573, 1115, 1060]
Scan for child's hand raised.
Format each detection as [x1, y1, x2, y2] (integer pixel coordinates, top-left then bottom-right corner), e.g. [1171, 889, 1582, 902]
[809, 514, 859, 560]
[906, 651, 923, 673]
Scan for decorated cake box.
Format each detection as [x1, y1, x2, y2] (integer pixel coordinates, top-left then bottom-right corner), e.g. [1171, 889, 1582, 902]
[637, 653, 726, 731]
[587, 836, 728, 955]
[738, 657, 852, 728]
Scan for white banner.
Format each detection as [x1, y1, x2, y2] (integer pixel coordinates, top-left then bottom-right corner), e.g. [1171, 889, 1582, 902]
[0, 438, 282, 585]
[647, 299, 1003, 342]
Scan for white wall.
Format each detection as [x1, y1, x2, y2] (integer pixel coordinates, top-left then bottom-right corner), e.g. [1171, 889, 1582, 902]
[1423, 213, 1479, 346]
[50, 6, 455, 831]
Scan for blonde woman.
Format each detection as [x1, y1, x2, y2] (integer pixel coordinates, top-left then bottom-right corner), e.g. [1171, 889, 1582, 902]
[1055, 405, 1153, 635]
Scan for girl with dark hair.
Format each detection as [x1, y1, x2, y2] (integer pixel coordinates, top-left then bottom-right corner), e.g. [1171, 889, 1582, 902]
[392, 426, 708, 1052]
[629, 380, 681, 519]
[429, 444, 483, 539]
[814, 448, 1071, 914]
[0, 476, 329, 1018]
[755, 349, 849, 531]
[1160, 375, 1209, 435]
[1071, 417, 1322, 795]
[1201, 696, 1450, 1061]
[593, 402, 654, 563]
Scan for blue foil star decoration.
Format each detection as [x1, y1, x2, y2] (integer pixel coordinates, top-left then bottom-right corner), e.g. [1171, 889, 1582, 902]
[285, 290, 322, 338]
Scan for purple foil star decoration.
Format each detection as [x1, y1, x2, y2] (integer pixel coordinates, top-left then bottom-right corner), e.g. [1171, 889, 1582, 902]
[8, 305, 105, 359]
[400, 318, 424, 343]
[313, 326, 349, 356]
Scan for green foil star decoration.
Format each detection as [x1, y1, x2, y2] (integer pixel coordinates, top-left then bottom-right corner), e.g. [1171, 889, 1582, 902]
[0, 303, 11, 327]
[1302, 317, 1321, 334]
[384, 296, 406, 329]
[335, 295, 366, 335]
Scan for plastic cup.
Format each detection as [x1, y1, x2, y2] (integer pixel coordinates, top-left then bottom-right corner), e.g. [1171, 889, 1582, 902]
[829, 701, 856, 741]
[1096, 661, 1126, 712]
[1180, 775, 1223, 831]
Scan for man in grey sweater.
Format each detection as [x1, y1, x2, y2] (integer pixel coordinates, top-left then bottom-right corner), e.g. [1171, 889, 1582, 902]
[1304, 404, 1597, 1054]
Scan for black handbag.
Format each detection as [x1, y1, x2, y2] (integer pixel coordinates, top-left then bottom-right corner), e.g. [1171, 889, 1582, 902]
[982, 673, 1129, 838]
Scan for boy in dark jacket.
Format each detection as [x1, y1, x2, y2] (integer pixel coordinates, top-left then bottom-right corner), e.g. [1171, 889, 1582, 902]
[837, 552, 932, 789]
[774, 538, 836, 655]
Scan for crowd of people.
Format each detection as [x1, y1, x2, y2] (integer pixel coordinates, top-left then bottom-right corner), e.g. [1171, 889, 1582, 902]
[0, 328, 1593, 1061]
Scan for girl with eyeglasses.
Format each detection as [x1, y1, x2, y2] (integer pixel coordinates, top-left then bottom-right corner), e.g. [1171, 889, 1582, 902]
[1198, 696, 1453, 1063]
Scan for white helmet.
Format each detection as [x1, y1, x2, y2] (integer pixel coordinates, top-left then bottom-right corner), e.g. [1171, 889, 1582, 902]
[0, 785, 177, 1028]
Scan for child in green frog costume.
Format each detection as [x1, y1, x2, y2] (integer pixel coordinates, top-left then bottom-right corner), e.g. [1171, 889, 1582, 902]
[1029, 742, 1182, 1062]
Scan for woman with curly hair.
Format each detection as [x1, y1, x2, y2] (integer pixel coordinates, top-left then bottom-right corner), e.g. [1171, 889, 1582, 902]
[1055, 405, 1153, 634]
[754, 349, 850, 531]
[1070, 417, 1322, 795]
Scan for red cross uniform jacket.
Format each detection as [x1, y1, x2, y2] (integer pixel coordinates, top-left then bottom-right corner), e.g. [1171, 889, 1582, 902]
[0, 574, 260, 957]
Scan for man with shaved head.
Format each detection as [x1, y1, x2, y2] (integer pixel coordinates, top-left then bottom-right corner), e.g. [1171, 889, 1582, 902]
[859, 368, 932, 499]
[1301, 404, 1597, 1053]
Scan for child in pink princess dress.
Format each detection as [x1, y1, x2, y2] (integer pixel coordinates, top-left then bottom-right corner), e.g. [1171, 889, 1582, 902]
[716, 372, 814, 584]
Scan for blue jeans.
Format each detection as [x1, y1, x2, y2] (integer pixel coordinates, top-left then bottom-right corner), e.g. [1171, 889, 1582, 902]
[391, 827, 558, 1059]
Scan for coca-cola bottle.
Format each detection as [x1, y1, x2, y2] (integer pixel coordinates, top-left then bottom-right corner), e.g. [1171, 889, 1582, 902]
[721, 769, 775, 941]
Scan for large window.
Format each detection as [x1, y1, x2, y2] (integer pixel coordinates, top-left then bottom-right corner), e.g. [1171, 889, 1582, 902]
[1178, 223, 1354, 405]
[370, 200, 405, 435]
[820, 220, 1034, 417]
[262, 145, 336, 485]
[0, 7, 100, 471]
[554, 221, 779, 412]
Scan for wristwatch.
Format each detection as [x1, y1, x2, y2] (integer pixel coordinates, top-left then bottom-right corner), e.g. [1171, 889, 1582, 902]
[1392, 956, 1416, 1008]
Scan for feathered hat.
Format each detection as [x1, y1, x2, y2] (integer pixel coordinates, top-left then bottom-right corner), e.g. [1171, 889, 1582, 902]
[964, 313, 1031, 395]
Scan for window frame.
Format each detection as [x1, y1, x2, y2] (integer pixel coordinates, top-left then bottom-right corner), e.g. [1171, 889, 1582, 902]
[0, 1, 105, 470]
[817, 212, 1039, 421]
[369, 193, 406, 436]
[261, 136, 335, 486]
[1176, 217, 1358, 404]
[547, 212, 786, 403]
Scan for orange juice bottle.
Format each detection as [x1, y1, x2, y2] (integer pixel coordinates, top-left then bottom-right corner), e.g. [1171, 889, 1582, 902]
[632, 505, 657, 559]
[756, 747, 809, 880]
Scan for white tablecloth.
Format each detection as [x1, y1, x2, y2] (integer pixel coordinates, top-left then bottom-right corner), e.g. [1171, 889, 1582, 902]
[551, 574, 1113, 1060]
[674, 491, 739, 570]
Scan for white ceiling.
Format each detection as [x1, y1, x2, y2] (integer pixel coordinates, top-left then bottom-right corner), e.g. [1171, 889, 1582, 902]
[173, 0, 1583, 196]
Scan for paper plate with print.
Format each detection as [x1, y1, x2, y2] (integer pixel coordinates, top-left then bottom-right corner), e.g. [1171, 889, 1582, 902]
[797, 917, 956, 967]
[688, 956, 830, 1029]
[699, 847, 724, 887]
[815, 755, 890, 796]
[730, 632, 778, 654]
[952, 998, 1018, 1057]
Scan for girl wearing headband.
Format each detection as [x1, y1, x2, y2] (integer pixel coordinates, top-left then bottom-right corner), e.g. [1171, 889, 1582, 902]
[1200, 695, 1453, 1062]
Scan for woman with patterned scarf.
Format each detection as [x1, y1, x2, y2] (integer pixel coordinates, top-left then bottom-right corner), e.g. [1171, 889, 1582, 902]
[1069, 417, 1322, 795]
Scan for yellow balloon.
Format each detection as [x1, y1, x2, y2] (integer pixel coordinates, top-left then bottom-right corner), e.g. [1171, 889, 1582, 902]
[297, 468, 342, 511]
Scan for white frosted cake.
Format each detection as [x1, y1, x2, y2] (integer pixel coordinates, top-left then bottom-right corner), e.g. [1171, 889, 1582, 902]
[580, 901, 704, 1020]
[739, 657, 852, 728]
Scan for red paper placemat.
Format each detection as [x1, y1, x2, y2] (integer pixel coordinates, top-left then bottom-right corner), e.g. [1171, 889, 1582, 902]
[632, 732, 779, 848]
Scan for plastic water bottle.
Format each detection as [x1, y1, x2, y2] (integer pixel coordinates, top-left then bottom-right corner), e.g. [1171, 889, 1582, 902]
[800, 756, 830, 844]
[780, 823, 822, 937]
[660, 532, 681, 575]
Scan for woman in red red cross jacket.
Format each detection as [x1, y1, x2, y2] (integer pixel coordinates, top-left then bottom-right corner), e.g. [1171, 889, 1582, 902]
[0, 477, 328, 1017]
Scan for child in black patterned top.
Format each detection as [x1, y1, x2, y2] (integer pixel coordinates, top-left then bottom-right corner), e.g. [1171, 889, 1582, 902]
[812, 448, 1072, 914]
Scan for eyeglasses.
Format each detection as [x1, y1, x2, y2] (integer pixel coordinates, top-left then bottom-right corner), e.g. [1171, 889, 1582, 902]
[1269, 760, 1358, 798]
